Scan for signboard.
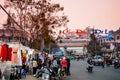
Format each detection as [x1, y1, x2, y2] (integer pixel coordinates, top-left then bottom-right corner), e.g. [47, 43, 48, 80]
[62, 28, 87, 35]
[93, 29, 110, 34]
[60, 28, 88, 39]
[92, 29, 113, 40]
[60, 28, 112, 40]
[52, 48, 65, 55]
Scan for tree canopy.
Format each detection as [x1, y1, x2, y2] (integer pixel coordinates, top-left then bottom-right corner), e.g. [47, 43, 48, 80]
[4, 0, 69, 49]
[87, 32, 101, 56]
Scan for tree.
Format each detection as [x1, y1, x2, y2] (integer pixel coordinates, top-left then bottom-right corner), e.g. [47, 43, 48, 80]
[4, 0, 69, 49]
[87, 32, 101, 56]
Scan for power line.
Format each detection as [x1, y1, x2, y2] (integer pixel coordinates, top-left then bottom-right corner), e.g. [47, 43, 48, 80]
[0, 4, 23, 30]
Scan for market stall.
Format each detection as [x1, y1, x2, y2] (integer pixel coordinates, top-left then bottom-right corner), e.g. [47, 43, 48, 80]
[0, 42, 33, 80]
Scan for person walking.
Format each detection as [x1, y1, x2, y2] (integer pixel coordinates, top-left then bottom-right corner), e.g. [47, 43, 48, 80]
[21, 64, 27, 79]
[61, 56, 68, 77]
[101, 59, 105, 68]
[3, 66, 11, 80]
[32, 58, 38, 76]
[52, 57, 58, 75]
[66, 56, 71, 76]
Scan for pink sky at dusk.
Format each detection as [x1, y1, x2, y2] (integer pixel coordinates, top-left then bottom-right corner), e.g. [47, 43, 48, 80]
[1, 0, 120, 31]
[53, 0, 120, 31]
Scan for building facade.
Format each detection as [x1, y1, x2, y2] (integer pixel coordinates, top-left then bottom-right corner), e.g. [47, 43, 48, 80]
[0, 25, 29, 46]
[97, 28, 120, 57]
[113, 28, 120, 57]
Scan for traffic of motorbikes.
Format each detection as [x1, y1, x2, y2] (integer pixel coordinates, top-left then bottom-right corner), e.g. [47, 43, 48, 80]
[85, 55, 120, 73]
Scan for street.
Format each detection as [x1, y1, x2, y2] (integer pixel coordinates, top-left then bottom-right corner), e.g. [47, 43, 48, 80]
[0, 0, 120, 80]
[65, 60, 120, 80]
[22, 60, 120, 80]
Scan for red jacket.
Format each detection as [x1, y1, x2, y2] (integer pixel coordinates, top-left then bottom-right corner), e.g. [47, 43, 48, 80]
[61, 59, 68, 68]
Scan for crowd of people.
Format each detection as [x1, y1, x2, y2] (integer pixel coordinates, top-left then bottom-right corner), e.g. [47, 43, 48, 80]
[21, 53, 71, 79]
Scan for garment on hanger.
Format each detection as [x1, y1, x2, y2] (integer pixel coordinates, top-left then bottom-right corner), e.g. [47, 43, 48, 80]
[8, 48, 12, 61]
[1, 44, 7, 61]
[22, 57, 26, 64]
[11, 48, 18, 64]
[22, 52, 27, 64]
[0, 46, 2, 58]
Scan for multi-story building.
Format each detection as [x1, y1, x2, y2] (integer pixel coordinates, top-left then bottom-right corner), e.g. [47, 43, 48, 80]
[97, 28, 120, 57]
[113, 28, 120, 57]
[113, 28, 120, 42]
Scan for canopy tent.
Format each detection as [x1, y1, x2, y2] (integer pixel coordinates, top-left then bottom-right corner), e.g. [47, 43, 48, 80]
[52, 48, 65, 56]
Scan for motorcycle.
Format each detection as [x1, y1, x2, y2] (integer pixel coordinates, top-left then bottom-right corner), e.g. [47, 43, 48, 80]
[36, 66, 60, 80]
[57, 67, 64, 80]
[35, 68, 44, 78]
[87, 64, 93, 72]
[114, 59, 120, 69]
[36, 66, 52, 80]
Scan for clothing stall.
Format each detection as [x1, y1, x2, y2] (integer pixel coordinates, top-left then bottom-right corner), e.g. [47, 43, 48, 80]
[0, 42, 32, 80]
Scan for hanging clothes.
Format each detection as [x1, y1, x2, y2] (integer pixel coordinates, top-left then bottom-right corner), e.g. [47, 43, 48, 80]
[8, 48, 12, 61]
[1, 44, 7, 61]
[0, 46, 2, 58]
[0, 44, 12, 61]
[22, 52, 27, 58]
[22, 52, 27, 64]
[11, 48, 18, 64]
[17, 48, 22, 66]
[22, 57, 26, 64]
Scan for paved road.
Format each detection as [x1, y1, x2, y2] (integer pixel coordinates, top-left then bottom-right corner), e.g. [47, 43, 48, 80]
[66, 60, 120, 80]
[21, 60, 120, 80]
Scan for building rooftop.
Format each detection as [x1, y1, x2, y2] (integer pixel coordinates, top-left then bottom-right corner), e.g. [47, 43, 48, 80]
[114, 28, 120, 35]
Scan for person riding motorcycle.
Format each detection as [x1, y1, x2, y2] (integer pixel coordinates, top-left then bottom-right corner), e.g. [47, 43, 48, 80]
[114, 58, 119, 69]
[87, 58, 94, 72]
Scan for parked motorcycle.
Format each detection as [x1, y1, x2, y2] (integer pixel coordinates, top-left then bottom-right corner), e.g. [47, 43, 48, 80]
[57, 67, 64, 80]
[36, 66, 52, 80]
[36, 66, 60, 80]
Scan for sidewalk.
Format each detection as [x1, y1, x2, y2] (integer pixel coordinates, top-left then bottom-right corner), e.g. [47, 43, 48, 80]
[20, 74, 69, 80]
[20, 75, 36, 80]
[20, 74, 71, 80]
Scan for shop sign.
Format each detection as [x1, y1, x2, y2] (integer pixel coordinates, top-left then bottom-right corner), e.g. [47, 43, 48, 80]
[94, 29, 109, 34]
[62, 28, 111, 35]
[93, 29, 112, 34]
[62, 28, 87, 35]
